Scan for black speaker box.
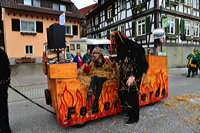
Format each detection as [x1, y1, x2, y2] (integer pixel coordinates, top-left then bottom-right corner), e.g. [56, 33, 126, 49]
[47, 24, 66, 49]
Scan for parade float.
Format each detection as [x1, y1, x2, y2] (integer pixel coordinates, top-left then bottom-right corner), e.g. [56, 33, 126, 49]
[43, 24, 168, 127]
[43, 54, 168, 127]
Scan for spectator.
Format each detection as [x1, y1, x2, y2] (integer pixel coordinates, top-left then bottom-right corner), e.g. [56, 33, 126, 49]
[73, 51, 84, 68]
[83, 49, 92, 64]
[186, 49, 198, 77]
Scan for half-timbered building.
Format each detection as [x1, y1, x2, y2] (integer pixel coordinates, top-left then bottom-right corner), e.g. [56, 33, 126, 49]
[85, 0, 200, 67]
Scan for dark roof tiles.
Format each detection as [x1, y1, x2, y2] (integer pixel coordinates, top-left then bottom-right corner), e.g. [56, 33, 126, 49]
[0, 0, 85, 19]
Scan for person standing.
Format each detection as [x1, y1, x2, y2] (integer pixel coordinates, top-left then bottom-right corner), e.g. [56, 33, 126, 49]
[73, 51, 84, 68]
[110, 31, 148, 125]
[186, 49, 198, 77]
[83, 49, 92, 64]
[0, 48, 11, 133]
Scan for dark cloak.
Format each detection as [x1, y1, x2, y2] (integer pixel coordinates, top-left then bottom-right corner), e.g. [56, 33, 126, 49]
[110, 31, 148, 117]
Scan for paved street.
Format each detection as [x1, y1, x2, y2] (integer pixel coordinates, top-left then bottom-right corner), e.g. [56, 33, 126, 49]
[8, 64, 200, 133]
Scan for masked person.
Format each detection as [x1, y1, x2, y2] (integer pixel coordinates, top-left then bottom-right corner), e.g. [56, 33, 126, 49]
[0, 48, 11, 133]
[110, 31, 148, 125]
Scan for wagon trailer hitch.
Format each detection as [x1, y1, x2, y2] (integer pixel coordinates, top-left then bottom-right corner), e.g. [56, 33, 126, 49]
[9, 85, 56, 115]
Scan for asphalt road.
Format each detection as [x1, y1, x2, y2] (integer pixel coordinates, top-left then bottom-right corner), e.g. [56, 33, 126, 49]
[8, 64, 200, 133]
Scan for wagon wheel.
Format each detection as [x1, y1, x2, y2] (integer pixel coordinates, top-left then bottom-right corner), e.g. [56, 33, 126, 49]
[72, 122, 87, 128]
[44, 89, 52, 105]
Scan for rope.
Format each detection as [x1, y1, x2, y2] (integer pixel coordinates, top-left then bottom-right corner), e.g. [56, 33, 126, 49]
[9, 85, 56, 115]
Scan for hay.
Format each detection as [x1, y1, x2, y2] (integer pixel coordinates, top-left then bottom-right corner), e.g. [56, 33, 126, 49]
[164, 94, 200, 127]
[78, 61, 119, 86]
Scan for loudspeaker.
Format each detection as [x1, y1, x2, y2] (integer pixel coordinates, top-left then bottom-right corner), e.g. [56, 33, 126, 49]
[47, 24, 65, 49]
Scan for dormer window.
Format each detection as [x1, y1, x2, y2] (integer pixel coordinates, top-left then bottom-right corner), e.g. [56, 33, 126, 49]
[53, 3, 59, 10]
[17, 0, 68, 12]
[24, 0, 32, 6]
[60, 4, 66, 11]
[33, 0, 41, 7]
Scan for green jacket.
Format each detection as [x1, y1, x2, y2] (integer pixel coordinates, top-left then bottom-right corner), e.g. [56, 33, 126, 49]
[187, 52, 199, 67]
[83, 53, 92, 63]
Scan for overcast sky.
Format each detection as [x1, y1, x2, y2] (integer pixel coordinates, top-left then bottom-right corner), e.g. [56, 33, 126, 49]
[71, 0, 96, 9]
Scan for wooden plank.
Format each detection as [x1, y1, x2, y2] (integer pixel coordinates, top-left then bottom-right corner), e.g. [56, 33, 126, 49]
[48, 63, 78, 79]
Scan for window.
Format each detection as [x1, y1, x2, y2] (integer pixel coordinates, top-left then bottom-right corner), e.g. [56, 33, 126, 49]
[41, 0, 51, 8]
[53, 3, 59, 10]
[77, 44, 80, 49]
[107, 6, 112, 19]
[184, 0, 190, 6]
[193, 22, 199, 37]
[65, 24, 72, 35]
[25, 45, 33, 55]
[20, 20, 36, 33]
[120, 0, 126, 10]
[119, 24, 125, 34]
[24, 0, 32, 5]
[137, 0, 145, 4]
[137, 19, 145, 36]
[95, 15, 99, 25]
[44, 43, 48, 51]
[193, 0, 199, 8]
[167, 17, 175, 34]
[60, 4, 66, 11]
[70, 44, 75, 50]
[185, 20, 190, 36]
[33, 0, 40, 7]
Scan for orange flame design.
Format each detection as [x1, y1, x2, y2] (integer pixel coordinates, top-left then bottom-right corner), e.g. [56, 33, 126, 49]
[59, 98, 68, 124]
[63, 86, 74, 107]
[75, 89, 83, 115]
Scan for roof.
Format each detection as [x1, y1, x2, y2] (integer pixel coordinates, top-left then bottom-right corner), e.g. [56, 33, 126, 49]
[79, 3, 97, 16]
[0, 0, 85, 19]
[86, 0, 115, 18]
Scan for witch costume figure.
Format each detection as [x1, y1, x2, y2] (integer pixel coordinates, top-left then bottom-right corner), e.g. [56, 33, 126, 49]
[110, 31, 148, 124]
[0, 48, 11, 133]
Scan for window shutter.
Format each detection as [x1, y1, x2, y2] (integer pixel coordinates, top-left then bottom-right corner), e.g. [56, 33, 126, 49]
[105, 9, 107, 20]
[112, 3, 115, 17]
[180, 19, 185, 34]
[132, 0, 136, 6]
[107, 30, 110, 39]
[12, 19, 20, 31]
[146, 16, 151, 34]
[93, 17, 95, 26]
[175, 18, 179, 35]
[73, 25, 78, 35]
[36, 21, 43, 33]
[98, 14, 101, 25]
[17, 0, 23, 4]
[132, 21, 136, 37]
